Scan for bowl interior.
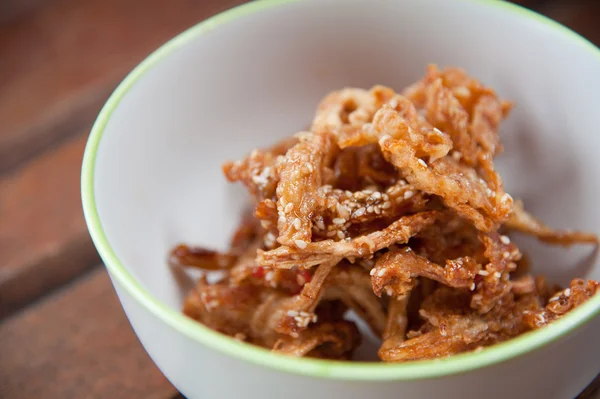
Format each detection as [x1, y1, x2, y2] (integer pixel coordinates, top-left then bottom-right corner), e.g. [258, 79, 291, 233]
[91, 0, 600, 361]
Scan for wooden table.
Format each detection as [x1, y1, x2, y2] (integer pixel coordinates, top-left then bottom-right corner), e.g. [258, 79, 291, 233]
[0, 0, 598, 397]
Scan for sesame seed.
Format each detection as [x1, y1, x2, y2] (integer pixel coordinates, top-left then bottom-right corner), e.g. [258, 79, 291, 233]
[287, 310, 299, 317]
[454, 86, 470, 97]
[374, 206, 381, 215]
[234, 333, 246, 341]
[389, 98, 399, 108]
[266, 271, 275, 281]
[564, 288, 571, 297]
[377, 268, 387, 277]
[260, 220, 271, 229]
[278, 216, 286, 224]
[294, 239, 307, 249]
[418, 159, 427, 167]
[285, 203, 294, 213]
[373, 192, 382, 200]
[502, 251, 510, 259]
[500, 235, 511, 245]
[433, 127, 443, 135]
[501, 193, 513, 203]
[403, 191, 414, 200]
[293, 218, 302, 230]
[494, 272, 502, 278]
[332, 218, 346, 225]
[316, 220, 326, 230]
[382, 201, 392, 209]
[385, 287, 394, 296]
[337, 231, 346, 239]
[266, 201, 276, 208]
[452, 151, 462, 161]
[306, 163, 314, 173]
[478, 270, 489, 276]
[367, 206, 374, 213]
[353, 208, 366, 218]
[264, 232, 276, 247]
[470, 283, 476, 291]
[370, 268, 376, 276]
[336, 203, 351, 219]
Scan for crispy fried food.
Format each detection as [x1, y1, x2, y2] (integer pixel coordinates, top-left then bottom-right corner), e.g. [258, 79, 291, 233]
[378, 294, 410, 360]
[325, 264, 388, 337]
[374, 104, 511, 231]
[174, 65, 599, 362]
[371, 247, 480, 297]
[276, 132, 336, 248]
[169, 245, 237, 270]
[523, 279, 600, 328]
[257, 211, 441, 269]
[223, 136, 297, 202]
[505, 200, 598, 246]
[273, 320, 361, 359]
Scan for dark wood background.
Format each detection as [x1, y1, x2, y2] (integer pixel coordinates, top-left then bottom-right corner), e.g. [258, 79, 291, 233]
[0, 1, 598, 398]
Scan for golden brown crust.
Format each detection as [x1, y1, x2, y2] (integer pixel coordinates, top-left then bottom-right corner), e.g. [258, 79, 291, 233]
[173, 65, 599, 362]
[505, 200, 599, 246]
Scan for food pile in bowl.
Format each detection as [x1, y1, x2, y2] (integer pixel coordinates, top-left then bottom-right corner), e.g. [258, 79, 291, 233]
[169, 65, 599, 362]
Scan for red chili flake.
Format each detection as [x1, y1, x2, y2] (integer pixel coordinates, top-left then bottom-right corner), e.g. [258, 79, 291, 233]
[474, 274, 483, 285]
[252, 266, 265, 279]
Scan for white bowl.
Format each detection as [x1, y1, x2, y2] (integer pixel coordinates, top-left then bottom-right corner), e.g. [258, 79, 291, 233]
[81, 0, 600, 398]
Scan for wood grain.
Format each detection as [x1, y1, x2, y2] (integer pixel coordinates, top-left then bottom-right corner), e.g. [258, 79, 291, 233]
[537, 0, 600, 45]
[0, 267, 177, 399]
[0, 134, 100, 318]
[0, 0, 246, 173]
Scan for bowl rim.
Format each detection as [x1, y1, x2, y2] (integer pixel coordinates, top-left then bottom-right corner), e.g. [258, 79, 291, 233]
[81, 0, 600, 381]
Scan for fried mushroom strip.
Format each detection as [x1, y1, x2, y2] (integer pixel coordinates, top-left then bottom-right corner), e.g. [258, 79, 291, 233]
[169, 245, 237, 270]
[325, 264, 388, 337]
[374, 102, 511, 231]
[271, 259, 340, 337]
[378, 293, 411, 360]
[223, 136, 297, 201]
[311, 86, 396, 137]
[276, 132, 336, 248]
[470, 232, 521, 314]
[273, 321, 361, 359]
[257, 211, 442, 269]
[505, 200, 598, 246]
[523, 279, 600, 328]
[371, 247, 480, 298]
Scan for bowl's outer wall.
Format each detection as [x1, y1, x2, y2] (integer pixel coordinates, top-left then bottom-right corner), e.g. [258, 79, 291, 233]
[90, 0, 600, 397]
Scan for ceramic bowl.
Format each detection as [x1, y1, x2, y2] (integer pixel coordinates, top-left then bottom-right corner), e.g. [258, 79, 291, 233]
[81, 0, 600, 398]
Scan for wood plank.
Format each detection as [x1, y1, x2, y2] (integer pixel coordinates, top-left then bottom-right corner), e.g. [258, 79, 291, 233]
[0, 134, 100, 318]
[0, 267, 177, 399]
[0, 0, 247, 173]
[578, 375, 600, 399]
[536, 0, 600, 46]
